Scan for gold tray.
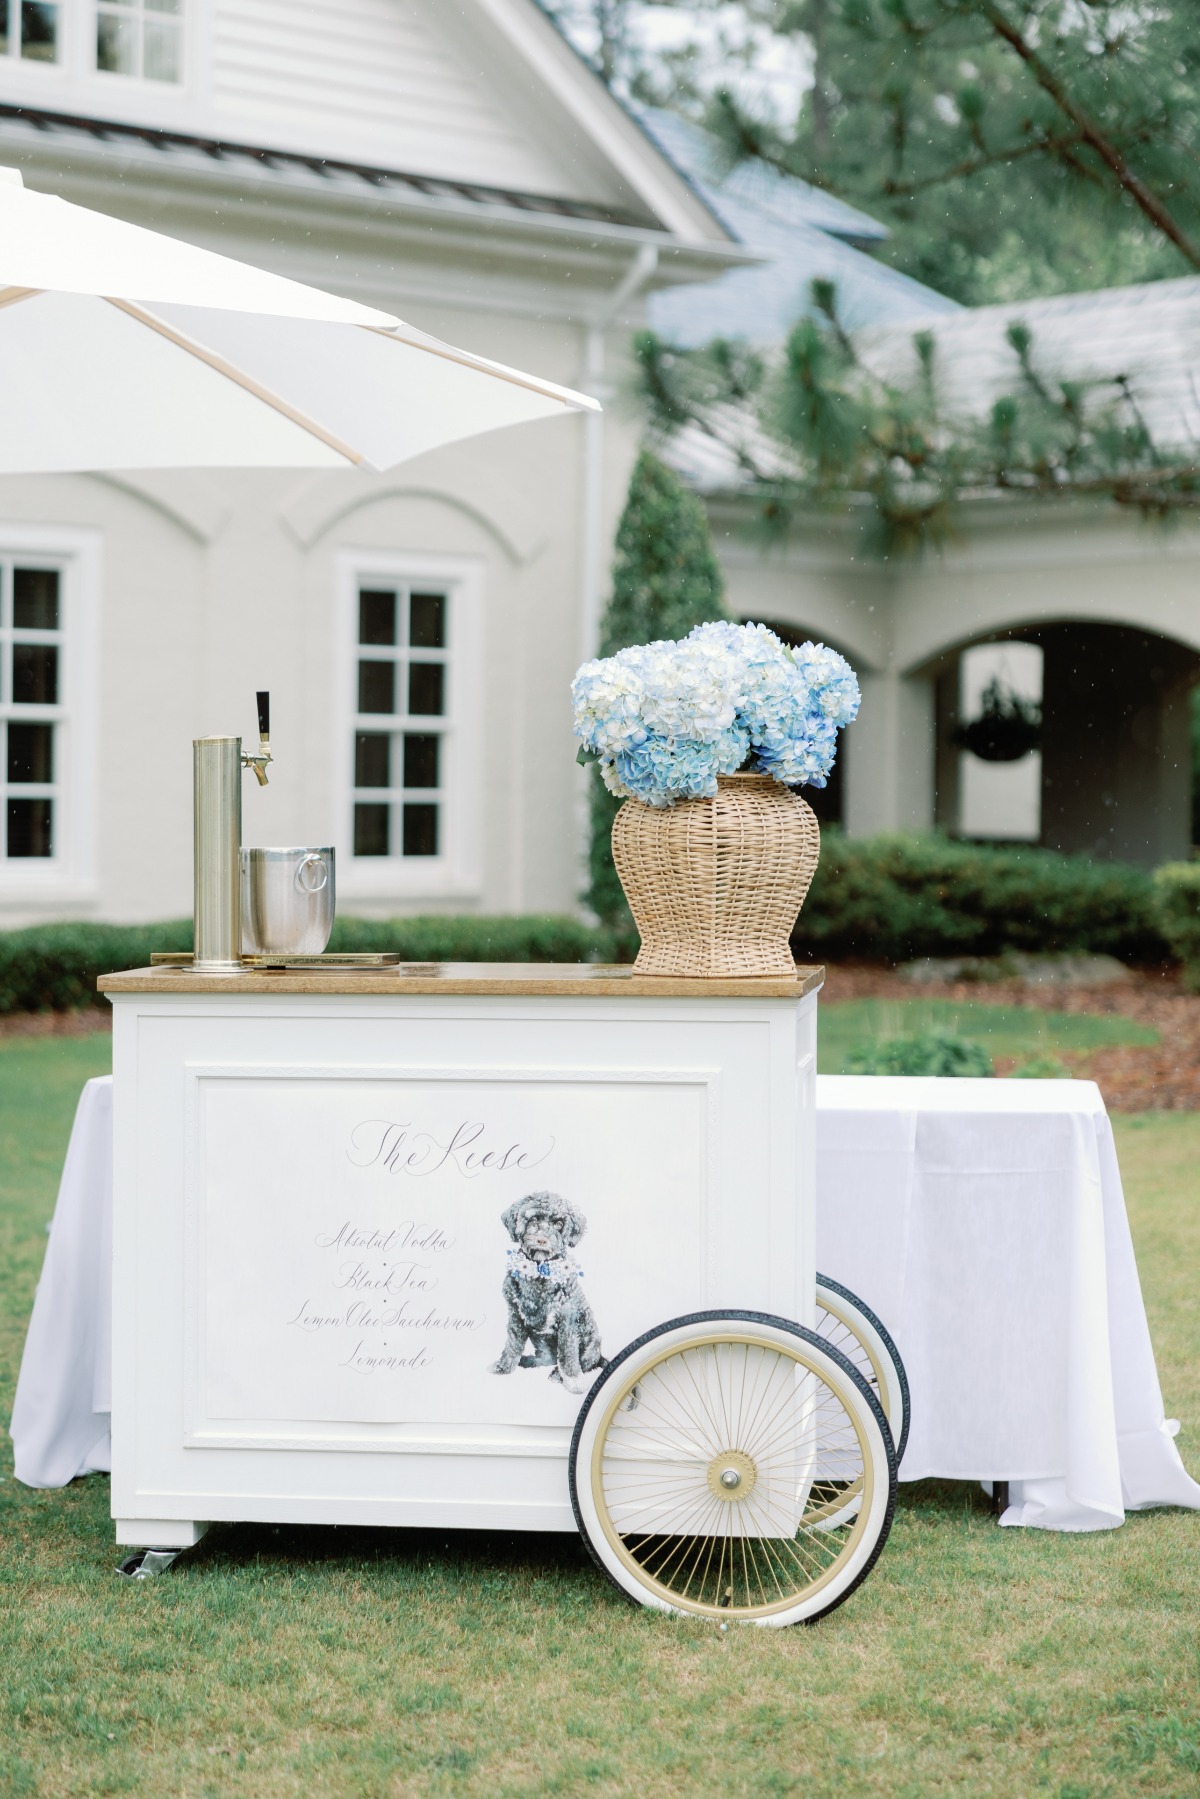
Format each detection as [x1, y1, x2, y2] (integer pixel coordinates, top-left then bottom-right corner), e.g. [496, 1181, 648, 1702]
[150, 952, 403, 970]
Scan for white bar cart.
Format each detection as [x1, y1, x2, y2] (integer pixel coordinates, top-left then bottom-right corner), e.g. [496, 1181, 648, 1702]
[99, 960, 897, 1626]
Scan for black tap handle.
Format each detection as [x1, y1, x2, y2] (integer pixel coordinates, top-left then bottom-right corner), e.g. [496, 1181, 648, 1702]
[256, 691, 270, 746]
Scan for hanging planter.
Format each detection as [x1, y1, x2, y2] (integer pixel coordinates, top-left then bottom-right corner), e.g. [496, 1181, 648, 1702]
[573, 621, 858, 977]
[953, 678, 1042, 763]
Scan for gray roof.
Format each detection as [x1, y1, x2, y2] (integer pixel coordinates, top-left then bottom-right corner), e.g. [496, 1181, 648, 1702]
[670, 272, 1200, 495]
[0, 100, 648, 229]
[859, 275, 1200, 447]
[636, 107, 889, 248]
[637, 106, 959, 346]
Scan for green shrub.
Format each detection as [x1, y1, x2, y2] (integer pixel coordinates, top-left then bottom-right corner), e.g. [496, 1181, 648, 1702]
[1152, 862, 1200, 990]
[587, 449, 728, 924]
[846, 1029, 994, 1077]
[791, 833, 1166, 965]
[325, 914, 617, 964]
[0, 920, 193, 1014]
[1009, 1054, 1072, 1079]
[0, 834, 1175, 1016]
[0, 915, 619, 1015]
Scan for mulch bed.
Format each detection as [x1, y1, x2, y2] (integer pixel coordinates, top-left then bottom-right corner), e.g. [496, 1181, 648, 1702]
[820, 963, 1200, 1112]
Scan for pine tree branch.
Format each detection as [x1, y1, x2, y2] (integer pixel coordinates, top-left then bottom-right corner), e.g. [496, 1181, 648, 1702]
[978, 0, 1200, 269]
[880, 128, 1112, 197]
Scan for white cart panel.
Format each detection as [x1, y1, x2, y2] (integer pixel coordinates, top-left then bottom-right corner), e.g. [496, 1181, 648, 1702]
[103, 969, 820, 1545]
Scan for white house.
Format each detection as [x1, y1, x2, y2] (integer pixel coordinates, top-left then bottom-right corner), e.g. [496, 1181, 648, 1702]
[1, 4, 1195, 937]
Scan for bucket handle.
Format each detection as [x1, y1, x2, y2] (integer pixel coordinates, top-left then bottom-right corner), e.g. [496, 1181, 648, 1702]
[295, 854, 329, 895]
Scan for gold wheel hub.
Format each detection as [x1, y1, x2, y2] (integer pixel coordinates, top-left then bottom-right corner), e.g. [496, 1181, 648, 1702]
[706, 1448, 757, 1502]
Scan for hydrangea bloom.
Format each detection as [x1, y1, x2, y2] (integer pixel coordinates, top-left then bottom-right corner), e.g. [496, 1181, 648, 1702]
[572, 621, 859, 807]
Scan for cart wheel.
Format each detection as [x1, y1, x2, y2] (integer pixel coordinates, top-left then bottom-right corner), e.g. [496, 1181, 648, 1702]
[569, 1310, 896, 1626]
[815, 1274, 910, 1465]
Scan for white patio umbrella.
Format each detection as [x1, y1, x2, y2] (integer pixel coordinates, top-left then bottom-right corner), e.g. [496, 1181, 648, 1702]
[0, 167, 599, 473]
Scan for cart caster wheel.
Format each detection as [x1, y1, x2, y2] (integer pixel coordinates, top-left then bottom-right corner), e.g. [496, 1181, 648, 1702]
[569, 1310, 897, 1627]
[815, 1274, 911, 1465]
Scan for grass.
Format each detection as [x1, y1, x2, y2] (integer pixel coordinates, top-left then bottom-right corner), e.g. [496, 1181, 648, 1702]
[2, 1036, 1199, 1798]
[817, 998, 1158, 1075]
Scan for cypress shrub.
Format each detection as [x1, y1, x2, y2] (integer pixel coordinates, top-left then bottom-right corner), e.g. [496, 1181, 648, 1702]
[587, 449, 728, 923]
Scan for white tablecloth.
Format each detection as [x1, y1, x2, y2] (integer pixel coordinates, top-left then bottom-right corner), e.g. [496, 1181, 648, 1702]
[11, 1074, 1200, 1532]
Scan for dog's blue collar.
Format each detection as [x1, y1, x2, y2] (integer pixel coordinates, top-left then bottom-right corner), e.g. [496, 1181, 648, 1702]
[507, 1249, 582, 1282]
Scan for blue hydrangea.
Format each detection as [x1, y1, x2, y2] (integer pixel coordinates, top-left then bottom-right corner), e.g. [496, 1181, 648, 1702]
[572, 622, 860, 807]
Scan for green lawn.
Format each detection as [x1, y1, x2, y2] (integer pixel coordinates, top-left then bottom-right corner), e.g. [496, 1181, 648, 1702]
[2, 1035, 1199, 1798]
[818, 998, 1158, 1075]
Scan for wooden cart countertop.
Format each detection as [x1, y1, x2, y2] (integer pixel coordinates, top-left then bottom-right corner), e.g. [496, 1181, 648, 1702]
[98, 961, 826, 999]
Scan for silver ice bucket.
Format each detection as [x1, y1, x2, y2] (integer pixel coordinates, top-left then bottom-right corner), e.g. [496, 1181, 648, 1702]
[241, 846, 335, 957]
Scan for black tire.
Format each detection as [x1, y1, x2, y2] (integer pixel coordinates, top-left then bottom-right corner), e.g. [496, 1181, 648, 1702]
[569, 1309, 897, 1626]
[815, 1273, 911, 1466]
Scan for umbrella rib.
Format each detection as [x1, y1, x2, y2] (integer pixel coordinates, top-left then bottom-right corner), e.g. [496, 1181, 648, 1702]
[364, 323, 601, 412]
[104, 297, 364, 466]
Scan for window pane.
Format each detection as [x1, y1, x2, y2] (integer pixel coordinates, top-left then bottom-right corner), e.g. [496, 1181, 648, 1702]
[96, 9, 135, 72]
[146, 0, 181, 13]
[353, 802, 390, 857]
[7, 797, 52, 857]
[20, 0, 56, 60]
[402, 802, 438, 857]
[13, 568, 59, 630]
[403, 733, 439, 788]
[354, 732, 391, 788]
[144, 15, 181, 81]
[7, 721, 53, 782]
[12, 644, 58, 705]
[0, 0, 9, 55]
[357, 660, 395, 715]
[408, 662, 444, 716]
[409, 591, 446, 649]
[358, 589, 397, 646]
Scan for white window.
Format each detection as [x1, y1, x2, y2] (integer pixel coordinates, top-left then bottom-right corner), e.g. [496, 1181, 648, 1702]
[0, 0, 60, 62]
[337, 553, 482, 900]
[96, 0, 182, 82]
[2, 561, 64, 864]
[0, 531, 99, 901]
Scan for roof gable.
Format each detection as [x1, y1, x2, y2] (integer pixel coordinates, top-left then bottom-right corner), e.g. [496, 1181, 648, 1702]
[638, 109, 888, 248]
[0, 0, 732, 242]
[211, 0, 607, 201]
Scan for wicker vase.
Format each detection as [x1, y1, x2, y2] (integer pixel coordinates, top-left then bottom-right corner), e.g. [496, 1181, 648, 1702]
[611, 771, 821, 978]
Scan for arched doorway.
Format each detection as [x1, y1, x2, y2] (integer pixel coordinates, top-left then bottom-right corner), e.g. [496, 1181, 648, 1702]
[931, 621, 1200, 866]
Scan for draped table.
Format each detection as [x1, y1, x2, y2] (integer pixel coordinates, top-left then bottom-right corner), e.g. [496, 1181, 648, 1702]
[12, 1072, 1200, 1533]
